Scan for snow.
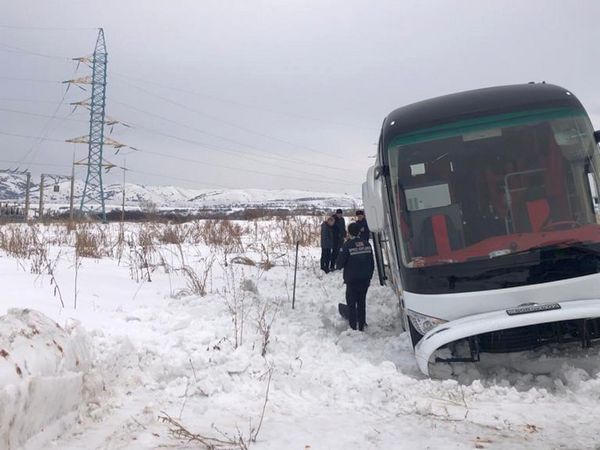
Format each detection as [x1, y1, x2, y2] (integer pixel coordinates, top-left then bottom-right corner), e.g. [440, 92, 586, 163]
[0, 221, 599, 449]
[0, 309, 94, 449]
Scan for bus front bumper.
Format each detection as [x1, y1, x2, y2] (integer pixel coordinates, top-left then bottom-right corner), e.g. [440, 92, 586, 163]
[414, 299, 600, 376]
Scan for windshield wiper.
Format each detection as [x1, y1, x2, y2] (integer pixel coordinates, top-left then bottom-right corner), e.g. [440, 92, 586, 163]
[508, 239, 600, 257]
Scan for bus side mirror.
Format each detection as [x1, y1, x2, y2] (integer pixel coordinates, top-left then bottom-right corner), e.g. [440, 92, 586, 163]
[594, 130, 600, 143]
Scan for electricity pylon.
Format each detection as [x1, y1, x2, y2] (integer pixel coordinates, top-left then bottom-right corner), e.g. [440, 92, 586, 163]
[65, 28, 112, 222]
[65, 28, 135, 222]
[82, 28, 108, 221]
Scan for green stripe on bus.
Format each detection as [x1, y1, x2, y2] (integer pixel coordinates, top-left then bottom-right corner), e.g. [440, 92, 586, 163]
[389, 107, 584, 147]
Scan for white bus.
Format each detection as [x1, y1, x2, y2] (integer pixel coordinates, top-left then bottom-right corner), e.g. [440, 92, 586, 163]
[363, 83, 600, 375]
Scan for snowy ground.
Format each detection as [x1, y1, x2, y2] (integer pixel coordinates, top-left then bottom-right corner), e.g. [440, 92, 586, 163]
[0, 221, 599, 449]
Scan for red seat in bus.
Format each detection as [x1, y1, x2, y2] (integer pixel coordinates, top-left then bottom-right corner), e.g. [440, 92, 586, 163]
[431, 214, 452, 257]
[411, 205, 464, 258]
[526, 199, 551, 232]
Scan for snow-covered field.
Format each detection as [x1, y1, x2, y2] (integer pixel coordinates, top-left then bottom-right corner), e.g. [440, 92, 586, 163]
[0, 220, 599, 449]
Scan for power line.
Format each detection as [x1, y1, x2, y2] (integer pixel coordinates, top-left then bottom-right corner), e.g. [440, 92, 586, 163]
[112, 99, 349, 172]
[2, 131, 358, 188]
[0, 130, 65, 142]
[114, 78, 345, 162]
[0, 25, 97, 31]
[0, 75, 62, 84]
[0, 101, 361, 178]
[0, 106, 355, 182]
[1, 42, 367, 129]
[0, 158, 70, 168]
[110, 108, 354, 180]
[0, 158, 345, 193]
[0, 43, 72, 61]
[18, 84, 71, 165]
[0, 97, 64, 104]
[113, 71, 371, 131]
[127, 127, 355, 185]
[0, 84, 362, 173]
[0, 107, 86, 123]
[127, 146, 355, 186]
[0, 131, 355, 189]
[0, 131, 357, 188]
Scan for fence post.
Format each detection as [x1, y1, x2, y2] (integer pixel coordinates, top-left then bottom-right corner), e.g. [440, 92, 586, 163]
[24, 172, 31, 221]
[38, 174, 45, 221]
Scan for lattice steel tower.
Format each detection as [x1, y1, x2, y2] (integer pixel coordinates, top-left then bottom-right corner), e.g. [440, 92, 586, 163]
[79, 28, 108, 221]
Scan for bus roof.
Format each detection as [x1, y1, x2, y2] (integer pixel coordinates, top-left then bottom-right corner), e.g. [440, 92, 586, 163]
[383, 83, 584, 138]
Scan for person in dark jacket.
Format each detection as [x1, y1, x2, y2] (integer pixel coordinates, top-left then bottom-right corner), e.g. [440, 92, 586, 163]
[336, 222, 375, 331]
[320, 216, 336, 273]
[331, 209, 346, 271]
[355, 210, 370, 242]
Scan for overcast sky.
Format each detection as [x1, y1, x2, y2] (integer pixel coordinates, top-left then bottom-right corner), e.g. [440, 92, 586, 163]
[1, 0, 600, 194]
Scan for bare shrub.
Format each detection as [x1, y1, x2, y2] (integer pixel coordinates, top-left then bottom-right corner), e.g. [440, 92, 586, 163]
[202, 220, 244, 251]
[75, 225, 104, 258]
[158, 413, 250, 450]
[159, 224, 188, 245]
[257, 243, 275, 271]
[138, 223, 157, 250]
[43, 251, 65, 308]
[177, 255, 215, 297]
[254, 297, 282, 357]
[114, 222, 126, 263]
[158, 366, 273, 449]
[0, 226, 34, 258]
[127, 225, 158, 282]
[186, 220, 207, 244]
[29, 242, 48, 275]
[221, 265, 248, 349]
[29, 228, 65, 308]
[244, 240, 284, 272]
[277, 216, 320, 247]
[44, 223, 72, 247]
[73, 244, 82, 309]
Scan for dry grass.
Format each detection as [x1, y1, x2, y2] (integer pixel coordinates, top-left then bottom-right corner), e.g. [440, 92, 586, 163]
[75, 225, 108, 258]
[276, 216, 320, 247]
[0, 217, 318, 305]
[159, 224, 189, 245]
[0, 226, 35, 258]
[200, 220, 244, 251]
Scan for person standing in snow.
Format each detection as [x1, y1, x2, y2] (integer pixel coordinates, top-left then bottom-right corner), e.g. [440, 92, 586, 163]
[331, 208, 346, 271]
[320, 216, 336, 273]
[336, 222, 375, 331]
[355, 210, 370, 242]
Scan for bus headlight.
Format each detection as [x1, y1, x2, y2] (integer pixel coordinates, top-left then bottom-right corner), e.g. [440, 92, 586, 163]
[407, 310, 447, 336]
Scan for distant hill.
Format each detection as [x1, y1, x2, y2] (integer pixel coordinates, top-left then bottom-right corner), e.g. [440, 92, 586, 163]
[0, 175, 361, 213]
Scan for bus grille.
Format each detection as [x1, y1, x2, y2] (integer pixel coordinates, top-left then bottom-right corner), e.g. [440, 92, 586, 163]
[476, 318, 600, 353]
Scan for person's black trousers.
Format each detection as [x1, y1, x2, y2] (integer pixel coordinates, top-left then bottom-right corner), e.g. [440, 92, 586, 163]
[345, 281, 370, 330]
[331, 239, 341, 270]
[320, 248, 333, 272]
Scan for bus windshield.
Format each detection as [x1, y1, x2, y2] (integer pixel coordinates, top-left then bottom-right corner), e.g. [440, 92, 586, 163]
[388, 107, 600, 268]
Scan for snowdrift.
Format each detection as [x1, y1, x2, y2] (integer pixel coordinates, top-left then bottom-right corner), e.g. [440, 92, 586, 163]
[0, 309, 93, 449]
